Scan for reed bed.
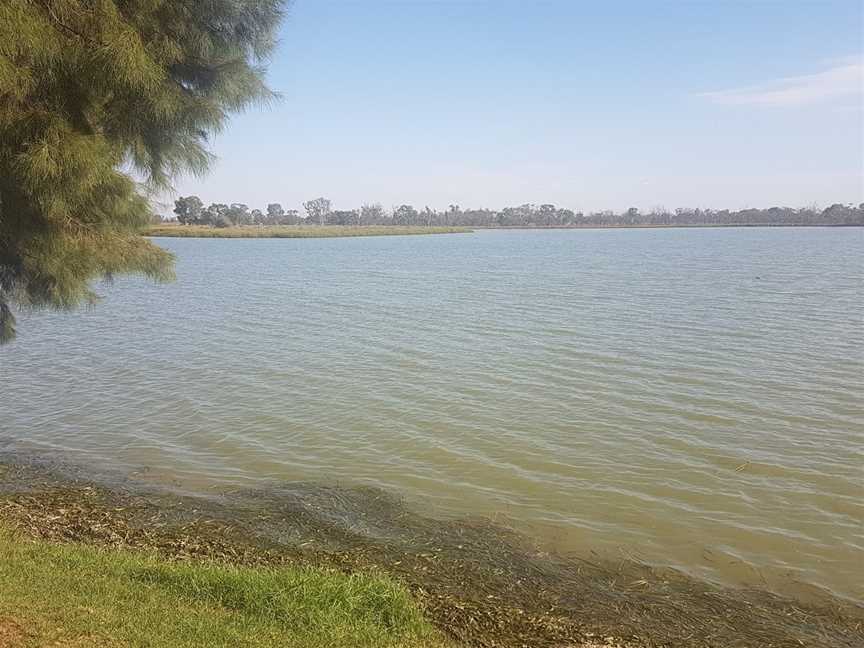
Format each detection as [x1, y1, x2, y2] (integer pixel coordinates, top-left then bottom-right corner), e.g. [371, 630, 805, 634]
[143, 224, 472, 238]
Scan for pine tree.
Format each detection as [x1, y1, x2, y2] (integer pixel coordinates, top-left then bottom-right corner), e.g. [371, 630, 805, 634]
[0, 0, 285, 343]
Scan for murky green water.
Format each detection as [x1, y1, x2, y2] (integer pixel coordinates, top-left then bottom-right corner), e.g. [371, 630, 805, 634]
[2, 228, 862, 600]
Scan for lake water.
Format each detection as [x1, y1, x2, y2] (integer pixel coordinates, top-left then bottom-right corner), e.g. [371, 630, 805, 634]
[2, 228, 862, 601]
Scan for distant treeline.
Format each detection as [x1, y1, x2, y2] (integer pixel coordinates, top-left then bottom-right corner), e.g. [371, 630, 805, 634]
[169, 196, 864, 228]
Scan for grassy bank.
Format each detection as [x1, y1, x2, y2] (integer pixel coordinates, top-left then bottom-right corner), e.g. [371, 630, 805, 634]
[0, 524, 443, 648]
[142, 224, 472, 238]
[1, 459, 862, 648]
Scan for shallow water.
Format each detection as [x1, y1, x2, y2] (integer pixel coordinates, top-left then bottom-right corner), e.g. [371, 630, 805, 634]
[2, 228, 862, 600]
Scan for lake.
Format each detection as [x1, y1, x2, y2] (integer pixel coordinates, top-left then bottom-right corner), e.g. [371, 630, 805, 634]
[2, 227, 862, 601]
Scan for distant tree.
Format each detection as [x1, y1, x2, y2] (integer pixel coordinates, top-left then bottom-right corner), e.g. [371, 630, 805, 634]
[228, 203, 251, 225]
[327, 210, 360, 226]
[823, 204, 848, 220]
[360, 203, 386, 225]
[174, 196, 204, 225]
[166, 195, 864, 233]
[214, 214, 234, 229]
[266, 203, 285, 225]
[0, 0, 286, 343]
[204, 203, 229, 227]
[303, 197, 331, 225]
[499, 204, 533, 226]
[393, 204, 418, 225]
[536, 204, 556, 225]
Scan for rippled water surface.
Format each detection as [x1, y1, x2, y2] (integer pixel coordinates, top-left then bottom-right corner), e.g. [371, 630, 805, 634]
[3, 228, 862, 600]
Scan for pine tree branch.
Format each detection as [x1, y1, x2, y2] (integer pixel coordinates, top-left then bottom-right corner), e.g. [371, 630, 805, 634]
[37, 0, 98, 47]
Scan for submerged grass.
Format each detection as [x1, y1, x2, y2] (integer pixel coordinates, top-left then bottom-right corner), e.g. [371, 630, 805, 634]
[0, 524, 442, 648]
[142, 224, 472, 238]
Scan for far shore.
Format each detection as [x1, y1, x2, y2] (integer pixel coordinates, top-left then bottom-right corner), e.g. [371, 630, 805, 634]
[143, 222, 862, 239]
[142, 224, 473, 238]
[474, 223, 864, 229]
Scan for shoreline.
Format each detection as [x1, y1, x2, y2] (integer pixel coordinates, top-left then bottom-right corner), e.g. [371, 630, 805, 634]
[141, 223, 863, 239]
[474, 223, 864, 230]
[1, 454, 861, 648]
[141, 225, 473, 238]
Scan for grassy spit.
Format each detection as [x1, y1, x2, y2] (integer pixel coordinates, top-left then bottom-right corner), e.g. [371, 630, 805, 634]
[142, 224, 472, 238]
[0, 523, 444, 648]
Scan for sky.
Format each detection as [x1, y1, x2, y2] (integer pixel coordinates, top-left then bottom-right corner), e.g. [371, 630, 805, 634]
[166, 0, 864, 215]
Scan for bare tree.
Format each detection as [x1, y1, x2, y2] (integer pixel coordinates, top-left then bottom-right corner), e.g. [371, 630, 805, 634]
[303, 197, 331, 225]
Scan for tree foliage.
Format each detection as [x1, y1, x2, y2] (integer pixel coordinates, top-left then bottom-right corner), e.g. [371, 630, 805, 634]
[0, 0, 285, 343]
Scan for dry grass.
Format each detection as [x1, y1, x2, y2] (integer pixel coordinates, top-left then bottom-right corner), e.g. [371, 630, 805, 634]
[0, 617, 27, 648]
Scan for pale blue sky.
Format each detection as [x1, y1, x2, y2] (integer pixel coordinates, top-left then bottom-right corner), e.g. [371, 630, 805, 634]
[167, 0, 863, 214]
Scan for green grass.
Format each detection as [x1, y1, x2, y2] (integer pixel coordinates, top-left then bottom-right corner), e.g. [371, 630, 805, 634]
[142, 224, 472, 238]
[0, 526, 444, 648]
